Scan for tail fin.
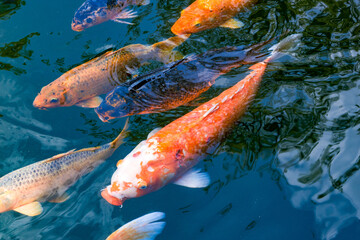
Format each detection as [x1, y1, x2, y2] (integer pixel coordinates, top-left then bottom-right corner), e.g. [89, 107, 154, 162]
[106, 212, 166, 240]
[152, 35, 190, 63]
[110, 118, 130, 149]
[267, 34, 302, 63]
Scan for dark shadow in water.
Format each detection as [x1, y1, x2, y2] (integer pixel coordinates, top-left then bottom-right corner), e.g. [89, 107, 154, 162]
[0, 32, 39, 59]
[0, 0, 25, 20]
[0, 32, 39, 75]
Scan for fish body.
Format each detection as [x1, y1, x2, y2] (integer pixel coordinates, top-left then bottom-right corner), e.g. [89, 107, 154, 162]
[72, 0, 148, 31]
[33, 36, 186, 109]
[171, 0, 256, 35]
[106, 212, 165, 240]
[101, 52, 270, 206]
[0, 121, 128, 216]
[95, 42, 267, 121]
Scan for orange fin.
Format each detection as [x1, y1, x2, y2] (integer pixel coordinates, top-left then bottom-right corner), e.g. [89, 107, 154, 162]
[75, 96, 103, 108]
[43, 149, 76, 163]
[14, 202, 43, 216]
[220, 18, 245, 29]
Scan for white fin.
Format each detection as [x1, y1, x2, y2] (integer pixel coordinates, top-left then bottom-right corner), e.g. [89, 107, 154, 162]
[112, 9, 138, 25]
[173, 169, 210, 188]
[47, 192, 70, 203]
[135, 0, 150, 6]
[268, 34, 302, 61]
[220, 18, 245, 29]
[202, 103, 219, 118]
[13, 202, 43, 216]
[106, 212, 165, 240]
[125, 65, 140, 78]
[75, 96, 103, 108]
[147, 127, 162, 139]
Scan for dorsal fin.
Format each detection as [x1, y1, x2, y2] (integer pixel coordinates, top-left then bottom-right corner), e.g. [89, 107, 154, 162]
[42, 149, 76, 163]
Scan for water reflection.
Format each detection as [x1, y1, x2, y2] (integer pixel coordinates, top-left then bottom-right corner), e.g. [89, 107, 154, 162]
[0, 0, 24, 20]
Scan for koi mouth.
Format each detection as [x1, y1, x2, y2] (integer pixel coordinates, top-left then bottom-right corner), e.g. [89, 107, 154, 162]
[101, 188, 124, 206]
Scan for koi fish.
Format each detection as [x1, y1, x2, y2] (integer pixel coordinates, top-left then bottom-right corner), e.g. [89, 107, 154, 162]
[95, 40, 271, 122]
[106, 212, 165, 240]
[72, 0, 149, 31]
[33, 36, 187, 110]
[101, 35, 301, 206]
[0, 120, 128, 216]
[171, 0, 257, 35]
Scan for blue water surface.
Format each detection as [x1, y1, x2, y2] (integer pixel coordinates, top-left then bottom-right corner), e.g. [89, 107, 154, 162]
[1, 0, 360, 239]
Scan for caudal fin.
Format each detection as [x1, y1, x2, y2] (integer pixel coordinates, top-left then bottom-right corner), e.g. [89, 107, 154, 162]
[152, 35, 189, 63]
[110, 118, 130, 149]
[106, 212, 166, 240]
[267, 34, 302, 62]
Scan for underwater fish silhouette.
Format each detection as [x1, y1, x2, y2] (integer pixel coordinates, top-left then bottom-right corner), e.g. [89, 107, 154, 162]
[171, 0, 257, 35]
[101, 35, 300, 206]
[0, 120, 128, 216]
[95, 40, 271, 122]
[72, 0, 149, 31]
[33, 36, 187, 110]
[106, 212, 165, 240]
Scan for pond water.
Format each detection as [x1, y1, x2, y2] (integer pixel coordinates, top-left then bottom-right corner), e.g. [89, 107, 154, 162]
[0, 0, 360, 239]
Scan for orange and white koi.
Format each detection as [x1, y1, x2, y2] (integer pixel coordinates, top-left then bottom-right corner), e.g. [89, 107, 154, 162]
[33, 36, 187, 110]
[72, 0, 149, 31]
[106, 212, 165, 240]
[101, 35, 300, 206]
[171, 0, 257, 35]
[0, 120, 128, 216]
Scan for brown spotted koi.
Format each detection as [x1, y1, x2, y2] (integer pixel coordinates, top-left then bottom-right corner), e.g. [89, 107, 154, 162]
[95, 40, 272, 122]
[171, 0, 257, 35]
[0, 120, 128, 216]
[33, 36, 187, 109]
[100, 35, 300, 206]
[106, 212, 165, 240]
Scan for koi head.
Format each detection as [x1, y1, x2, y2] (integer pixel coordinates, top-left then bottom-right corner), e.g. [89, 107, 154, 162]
[102, 140, 172, 206]
[72, 0, 116, 31]
[95, 86, 132, 122]
[33, 82, 69, 109]
[171, 5, 217, 35]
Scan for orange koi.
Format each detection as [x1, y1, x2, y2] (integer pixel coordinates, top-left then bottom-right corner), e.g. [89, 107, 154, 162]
[101, 35, 300, 206]
[33, 36, 187, 109]
[106, 212, 165, 240]
[171, 0, 256, 35]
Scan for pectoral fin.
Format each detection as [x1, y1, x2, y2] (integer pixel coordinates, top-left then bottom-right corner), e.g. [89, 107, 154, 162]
[112, 9, 138, 25]
[48, 192, 70, 203]
[14, 202, 43, 216]
[75, 96, 103, 108]
[220, 18, 244, 29]
[135, 0, 150, 6]
[151, 35, 188, 63]
[147, 127, 162, 139]
[173, 169, 210, 188]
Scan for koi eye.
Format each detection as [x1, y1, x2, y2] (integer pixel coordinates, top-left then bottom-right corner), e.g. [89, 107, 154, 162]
[138, 180, 147, 189]
[50, 98, 59, 103]
[195, 23, 201, 28]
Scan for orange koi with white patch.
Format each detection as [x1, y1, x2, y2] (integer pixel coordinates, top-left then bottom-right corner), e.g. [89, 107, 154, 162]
[101, 35, 300, 206]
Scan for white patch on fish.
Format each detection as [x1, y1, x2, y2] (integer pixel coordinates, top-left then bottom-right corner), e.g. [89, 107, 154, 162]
[202, 103, 220, 118]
